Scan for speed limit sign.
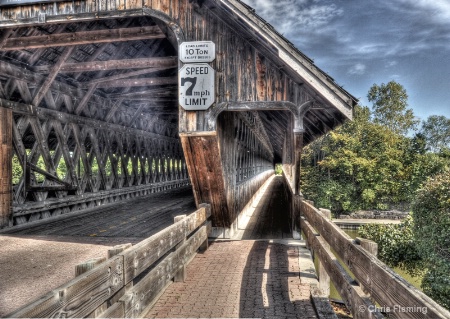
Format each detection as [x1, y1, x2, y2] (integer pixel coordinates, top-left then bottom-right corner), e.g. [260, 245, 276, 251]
[179, 63, 215, 110]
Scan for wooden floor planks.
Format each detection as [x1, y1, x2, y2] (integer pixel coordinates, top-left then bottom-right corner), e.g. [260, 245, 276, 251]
[2, 187, 196, 239]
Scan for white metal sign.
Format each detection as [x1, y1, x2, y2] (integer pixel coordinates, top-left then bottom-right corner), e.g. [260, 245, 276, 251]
[180, 41, 216, 63]
[179, 63, 215, 110]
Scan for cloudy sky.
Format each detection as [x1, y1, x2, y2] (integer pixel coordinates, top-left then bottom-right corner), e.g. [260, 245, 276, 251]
[242, 0, 450, 122]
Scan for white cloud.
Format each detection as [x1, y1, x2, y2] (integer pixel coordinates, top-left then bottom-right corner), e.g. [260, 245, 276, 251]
[397, 0, 450, 24]
[348, 63, 366, 75]
[243, 0, 343, 36]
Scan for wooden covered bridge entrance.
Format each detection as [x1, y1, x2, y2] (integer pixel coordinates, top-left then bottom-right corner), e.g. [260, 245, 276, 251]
[1, 0, 449, 318]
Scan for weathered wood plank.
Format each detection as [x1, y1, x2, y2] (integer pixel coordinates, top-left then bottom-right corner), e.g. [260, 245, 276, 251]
[300, 200, 450, 319]
[121, 205, 211, 283]
[6, 256, 124, 318]
[122, 224, 209, 318]
[35, 57, 177, 73]
[302, 219, 383, 319]
[2, 26, 165, 50]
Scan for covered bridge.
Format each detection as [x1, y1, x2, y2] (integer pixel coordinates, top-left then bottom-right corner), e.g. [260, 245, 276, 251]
[2, 1, 450, 319]
[0, 0, 356, 236]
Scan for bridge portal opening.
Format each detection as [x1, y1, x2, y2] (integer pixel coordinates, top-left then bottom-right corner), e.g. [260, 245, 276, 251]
[0, 16, 196, 228]
[215, 110, 293, 239]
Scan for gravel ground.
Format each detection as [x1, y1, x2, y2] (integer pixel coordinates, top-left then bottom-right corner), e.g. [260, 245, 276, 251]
[0, 235, 141, 317]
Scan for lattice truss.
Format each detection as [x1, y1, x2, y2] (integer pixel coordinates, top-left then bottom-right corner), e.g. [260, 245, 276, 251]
[0, 17, 188, 225]
[9, 112, 188, 224]
[234, 112, 274, 184]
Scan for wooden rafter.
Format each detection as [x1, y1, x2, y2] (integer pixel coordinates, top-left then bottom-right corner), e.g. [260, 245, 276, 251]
[2, 26, 165, 51]
[31, 46, 75, 106]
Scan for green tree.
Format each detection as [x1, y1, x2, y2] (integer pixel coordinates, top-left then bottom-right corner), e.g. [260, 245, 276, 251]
[412, 172, 450, 309]
[420, 115, 450, 152]
[368, 81, 418, 135]
[301, 105, 413, 213]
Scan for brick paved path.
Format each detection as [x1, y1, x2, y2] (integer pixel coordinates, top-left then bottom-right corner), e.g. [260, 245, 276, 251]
[145, 240, 318, 319]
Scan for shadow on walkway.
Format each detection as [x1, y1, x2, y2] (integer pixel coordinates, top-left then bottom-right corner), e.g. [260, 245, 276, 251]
[239, 241, 317, 319]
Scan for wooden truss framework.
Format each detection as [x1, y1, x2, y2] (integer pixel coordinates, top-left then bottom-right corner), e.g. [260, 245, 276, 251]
[0, 17, 189, 226]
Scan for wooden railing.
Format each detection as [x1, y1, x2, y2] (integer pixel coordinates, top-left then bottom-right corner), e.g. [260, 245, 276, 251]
[6, 204, 211, 318]
[300, 200, 450, 319]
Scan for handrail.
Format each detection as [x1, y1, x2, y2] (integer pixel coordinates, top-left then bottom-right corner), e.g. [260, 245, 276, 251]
[6, 204, 211, 318]
[300, 200, 450, 319]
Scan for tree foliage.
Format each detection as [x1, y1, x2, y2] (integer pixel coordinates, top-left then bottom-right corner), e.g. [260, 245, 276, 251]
[412, 172, 450, 309]
[301, 81, 450, 215]
[368, 81, 418, 135]
[300, 105, 432, 214]
[420, 115, 450, 152]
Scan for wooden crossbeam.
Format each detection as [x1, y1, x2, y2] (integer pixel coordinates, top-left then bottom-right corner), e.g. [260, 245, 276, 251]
[35, 57, 177, 73]
[96, 76, 176, 88]
[1, 98, 178, 142]
[106, 87, 177, 99]
[83, 68, 174, 87]
[2, 26, 165, 51]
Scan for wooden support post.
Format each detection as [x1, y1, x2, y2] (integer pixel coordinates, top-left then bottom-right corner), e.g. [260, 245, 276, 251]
[198, 203, 210, 252]
[0, 107, 12, 228]
[173, 214, 187, 282]
[318, 208, 331, 297]
[355, 237, 378, 296]
[293, 132, 303, 195]
[75, 257, 107, 277]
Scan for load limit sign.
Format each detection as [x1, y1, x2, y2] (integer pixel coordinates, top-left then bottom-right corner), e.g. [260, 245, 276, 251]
[179, 63, 215, 110]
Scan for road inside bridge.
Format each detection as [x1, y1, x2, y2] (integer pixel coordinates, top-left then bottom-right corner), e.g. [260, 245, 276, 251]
[0, 187, 196, 316]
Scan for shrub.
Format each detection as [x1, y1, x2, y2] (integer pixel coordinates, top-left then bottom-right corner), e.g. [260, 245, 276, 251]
[358, 215, 424, 277]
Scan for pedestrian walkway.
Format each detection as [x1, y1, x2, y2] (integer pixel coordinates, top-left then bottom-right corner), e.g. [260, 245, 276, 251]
[145, 240, 318, 319]
[145, 176, 320, 319]
[233, 176, 292, 240]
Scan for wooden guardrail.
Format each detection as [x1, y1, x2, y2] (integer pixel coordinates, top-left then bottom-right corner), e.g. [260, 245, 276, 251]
[6, 204, 211, 318]
[300, 200, 450, 319]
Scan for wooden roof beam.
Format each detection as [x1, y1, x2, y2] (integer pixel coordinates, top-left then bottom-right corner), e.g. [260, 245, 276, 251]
[35, 56, 177, 73]
[1, 26, 165, 51]
[83, 67, 175, 87]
